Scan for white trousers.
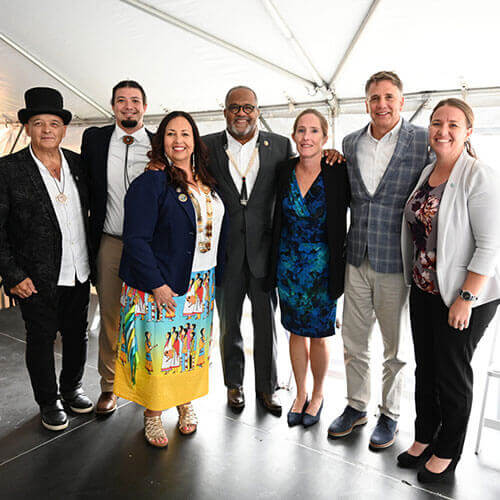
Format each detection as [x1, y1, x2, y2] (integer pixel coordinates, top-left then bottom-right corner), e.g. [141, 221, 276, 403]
[341, 258, 409, 420]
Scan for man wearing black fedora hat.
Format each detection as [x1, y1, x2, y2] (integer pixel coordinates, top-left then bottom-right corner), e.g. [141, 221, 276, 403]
[80, 80, 154, 415]
[0, 87, 93, 431]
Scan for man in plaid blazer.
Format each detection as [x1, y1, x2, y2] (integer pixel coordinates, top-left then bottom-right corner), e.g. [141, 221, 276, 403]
[328, 71, 432, 449]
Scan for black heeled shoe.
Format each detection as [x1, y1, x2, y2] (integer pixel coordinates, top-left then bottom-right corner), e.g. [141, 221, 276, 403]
[302, 400, 324, 428]
[417, 456, 458, 484]
[397, 445, 432, 469]
[287, 397, 309, 427]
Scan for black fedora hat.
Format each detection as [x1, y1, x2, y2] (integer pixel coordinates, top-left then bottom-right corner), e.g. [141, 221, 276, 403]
[18, 87, 72, 125]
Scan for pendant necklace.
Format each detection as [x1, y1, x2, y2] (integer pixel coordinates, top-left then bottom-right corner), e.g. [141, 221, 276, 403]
[225, 143, 259, 206]
[188, 180, 213, 253]
[50, 165, 67, 204]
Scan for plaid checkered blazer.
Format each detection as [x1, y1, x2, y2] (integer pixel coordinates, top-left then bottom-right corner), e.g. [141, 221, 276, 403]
[343, 119, 431, 273]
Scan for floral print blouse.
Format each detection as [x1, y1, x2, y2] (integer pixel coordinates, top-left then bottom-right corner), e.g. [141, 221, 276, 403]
[404, 177, 447, 295]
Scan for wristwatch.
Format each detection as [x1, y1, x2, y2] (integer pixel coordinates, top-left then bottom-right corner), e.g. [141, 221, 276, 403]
[459, 289, 478, 302]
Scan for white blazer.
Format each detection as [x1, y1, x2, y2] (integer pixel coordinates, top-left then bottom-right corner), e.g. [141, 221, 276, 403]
[401, 150, 500, 308]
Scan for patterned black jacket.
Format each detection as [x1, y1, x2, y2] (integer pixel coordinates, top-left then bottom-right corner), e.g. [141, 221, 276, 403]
[0, 147, 91, 295]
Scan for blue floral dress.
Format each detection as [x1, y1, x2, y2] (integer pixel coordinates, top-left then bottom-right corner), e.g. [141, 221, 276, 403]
[277, 170, 336, 337]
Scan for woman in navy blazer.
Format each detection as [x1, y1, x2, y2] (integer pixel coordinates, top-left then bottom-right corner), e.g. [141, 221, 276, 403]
[116, 111, 226, 448]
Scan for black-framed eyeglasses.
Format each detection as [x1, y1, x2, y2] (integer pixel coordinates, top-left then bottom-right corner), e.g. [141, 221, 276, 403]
[227, 104, 256, 114]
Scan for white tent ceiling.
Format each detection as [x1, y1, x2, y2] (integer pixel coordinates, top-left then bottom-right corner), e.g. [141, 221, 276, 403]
[1, 0, 500, 154]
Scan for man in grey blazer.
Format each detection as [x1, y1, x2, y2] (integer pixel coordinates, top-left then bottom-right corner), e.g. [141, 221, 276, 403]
[328, 72, 432, 449]
[203, 86, 293, 414]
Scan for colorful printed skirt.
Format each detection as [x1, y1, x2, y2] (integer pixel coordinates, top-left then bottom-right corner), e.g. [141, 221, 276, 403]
[114, 267, 215, 411]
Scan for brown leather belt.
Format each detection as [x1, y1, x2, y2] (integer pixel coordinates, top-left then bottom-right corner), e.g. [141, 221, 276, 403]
[103, 233, 122, 241]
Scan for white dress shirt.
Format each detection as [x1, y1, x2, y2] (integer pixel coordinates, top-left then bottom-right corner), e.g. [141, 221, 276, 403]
[189, 188, 225, 272]
[225, 129, 260, 197]
[104, 125, 150, 236]
[29, 145, 90, 286]
[357, 118, 402, 196]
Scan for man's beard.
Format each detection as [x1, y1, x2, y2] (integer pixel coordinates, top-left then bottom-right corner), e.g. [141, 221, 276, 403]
[121, 119, 138, 129]
[228, 120, 254, 138]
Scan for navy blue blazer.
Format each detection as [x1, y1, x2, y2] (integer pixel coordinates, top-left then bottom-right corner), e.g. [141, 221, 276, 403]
[119, 170, 227, 295]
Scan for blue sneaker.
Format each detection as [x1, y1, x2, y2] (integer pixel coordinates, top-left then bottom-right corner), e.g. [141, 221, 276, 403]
[369, 414, 398, 449]
[327, 405, 368, 438]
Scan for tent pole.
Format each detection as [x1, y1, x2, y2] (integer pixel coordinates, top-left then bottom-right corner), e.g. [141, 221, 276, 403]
[0, 32, 113, 120]
[120, 0, 316, 89]
[9, 125, 24, 154]
[328, 0, 382, 88]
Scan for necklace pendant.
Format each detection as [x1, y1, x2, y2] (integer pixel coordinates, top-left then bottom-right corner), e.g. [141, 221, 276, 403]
[56, 193, 68, 204]
[199, 241, 211, 253]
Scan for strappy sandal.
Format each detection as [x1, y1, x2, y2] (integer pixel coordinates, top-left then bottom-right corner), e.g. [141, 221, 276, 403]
[144, 413, 168, 448]
[177, 403, 198, 435]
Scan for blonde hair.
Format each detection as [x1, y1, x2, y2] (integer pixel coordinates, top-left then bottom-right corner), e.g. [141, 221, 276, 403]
[292, 109, 328, 136]
[430, 98, 476, 158]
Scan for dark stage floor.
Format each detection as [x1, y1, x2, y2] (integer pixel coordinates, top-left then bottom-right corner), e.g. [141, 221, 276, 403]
[0, 305, 499, 500]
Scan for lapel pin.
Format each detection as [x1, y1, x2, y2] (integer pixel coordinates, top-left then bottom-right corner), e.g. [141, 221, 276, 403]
[75, 175, 79, 181]
[178, 193, 188, 202]
[450, 182, 455, 188]
[264, 140, 269, 147]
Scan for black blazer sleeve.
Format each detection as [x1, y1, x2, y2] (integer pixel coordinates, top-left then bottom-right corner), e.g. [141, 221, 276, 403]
[266, 157, 350, 300]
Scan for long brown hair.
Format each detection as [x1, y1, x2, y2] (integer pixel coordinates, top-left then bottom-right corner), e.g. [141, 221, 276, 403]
[148, 111, 215, 191]
[430, 98, 477, 159]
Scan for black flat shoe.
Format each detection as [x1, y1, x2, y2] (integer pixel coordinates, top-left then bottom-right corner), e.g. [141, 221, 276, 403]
[302, 400, 324, 428]
[397, 445, 432, 469]
[287, 398, 309, 427]
[417, 457, 458, 484]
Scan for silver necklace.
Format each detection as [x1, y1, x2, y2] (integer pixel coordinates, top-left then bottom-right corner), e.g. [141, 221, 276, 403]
[51, 166, 67, 204]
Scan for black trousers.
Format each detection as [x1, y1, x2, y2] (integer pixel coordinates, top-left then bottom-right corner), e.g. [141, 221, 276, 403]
[409, 284, 499, 459]
[216, 257, 278, 394]
[18, 280, 90, 406]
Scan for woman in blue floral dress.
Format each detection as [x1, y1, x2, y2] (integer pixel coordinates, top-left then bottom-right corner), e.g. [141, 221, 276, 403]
[269, 109, 350, 427]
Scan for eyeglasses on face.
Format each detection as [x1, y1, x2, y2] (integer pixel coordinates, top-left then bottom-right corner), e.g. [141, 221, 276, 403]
[227, 104, 256, 114]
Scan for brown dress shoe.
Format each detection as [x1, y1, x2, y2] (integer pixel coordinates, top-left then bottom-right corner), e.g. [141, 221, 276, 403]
[227, 387, 245, 409]
[96, 392, 117, 415]
[256, 391, 282, 416]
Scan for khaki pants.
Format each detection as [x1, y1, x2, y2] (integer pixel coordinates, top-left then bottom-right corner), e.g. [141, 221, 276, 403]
[341, 258, 409, 420]
[96, 234, 123, 392]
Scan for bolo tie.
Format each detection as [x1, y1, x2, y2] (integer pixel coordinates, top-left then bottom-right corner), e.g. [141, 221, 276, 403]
[123, 135, 135, 189]
[225, 143, 259, 206]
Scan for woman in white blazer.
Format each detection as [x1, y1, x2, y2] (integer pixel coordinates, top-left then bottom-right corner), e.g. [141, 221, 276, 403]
[399, 98, 500, 483]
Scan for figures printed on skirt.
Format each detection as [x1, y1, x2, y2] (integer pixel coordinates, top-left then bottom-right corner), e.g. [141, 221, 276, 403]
[197, 328, 206, 367]
[144, 331, 158, 375]
[134, 293, 146, 320]
[188, 324, 197, 370]
[183, 275, 204, 319]
[161, 327, 179, 373]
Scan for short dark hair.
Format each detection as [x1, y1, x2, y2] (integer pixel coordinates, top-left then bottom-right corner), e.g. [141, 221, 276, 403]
[148, 111, 215, 191]
[224, 86, 258, 108]
[365, 71, 403, 96]
[111, 80, 147, 105]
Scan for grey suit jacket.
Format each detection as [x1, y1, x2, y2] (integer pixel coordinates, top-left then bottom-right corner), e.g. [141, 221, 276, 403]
[203, 130, 293, 279]
[343, 119, 431, 273]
